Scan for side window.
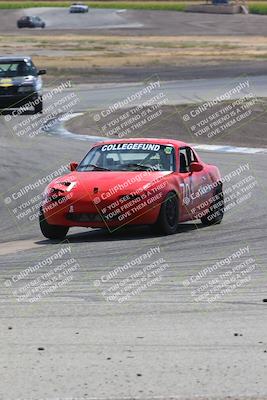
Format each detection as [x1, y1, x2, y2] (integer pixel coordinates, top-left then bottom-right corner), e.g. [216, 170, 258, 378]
[179, 147, 198, 172]
[29, 61, 37, 76]
[179, 148, 189, 173]
[186, 147, 197, 164]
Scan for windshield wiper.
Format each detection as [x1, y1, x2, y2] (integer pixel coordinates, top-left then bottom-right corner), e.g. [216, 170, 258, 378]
[80, 164, 111, 171]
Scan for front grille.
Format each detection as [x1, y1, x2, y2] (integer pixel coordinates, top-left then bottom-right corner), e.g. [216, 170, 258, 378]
[66, 213, 102, 222]
[0, 86, 18, 96]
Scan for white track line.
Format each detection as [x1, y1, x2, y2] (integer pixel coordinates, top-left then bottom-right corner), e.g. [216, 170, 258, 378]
[191, 144, 267, 154]
[45, 113, 267, 155]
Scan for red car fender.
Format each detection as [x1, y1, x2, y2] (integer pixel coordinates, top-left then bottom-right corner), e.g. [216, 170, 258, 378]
[209, 165, 221, 182]
[155, 173, 184, 209]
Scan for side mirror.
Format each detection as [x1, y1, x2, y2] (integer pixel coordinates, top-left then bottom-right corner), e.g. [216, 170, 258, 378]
[38, 69, 46, 75]
[189, 162, 203, 173]
[69, 162, 78, 171]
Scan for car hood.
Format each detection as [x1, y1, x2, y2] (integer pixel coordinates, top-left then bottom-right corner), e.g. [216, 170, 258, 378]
[50, 170, 171, 195]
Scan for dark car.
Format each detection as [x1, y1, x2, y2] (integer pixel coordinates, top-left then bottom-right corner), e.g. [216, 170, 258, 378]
[0, 57, 46, 114]
[17, 16, 46, 28]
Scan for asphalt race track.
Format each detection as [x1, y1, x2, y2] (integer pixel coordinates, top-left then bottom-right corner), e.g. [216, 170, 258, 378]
[2, 8, 267, 35]
[0, 76, 267, 398]
[26, 7, 143, 30]
[0, 7, 143, 32]
[57, 76, 267, 110]
[0, 1, 267, 397]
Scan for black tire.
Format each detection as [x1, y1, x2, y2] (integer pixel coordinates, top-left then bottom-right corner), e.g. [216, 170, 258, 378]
[39, 208, 69, 240]
[201, 183, 224, 226]
[150, 192, 179, 235]
[34, 97, 43, 114]
[42, 23, 45, 28]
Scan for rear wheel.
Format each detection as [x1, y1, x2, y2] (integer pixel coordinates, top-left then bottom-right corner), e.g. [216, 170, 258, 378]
[201, 183, 224, 226]
[150, 192, 179, 235]
[34, 97, 43, 114]
[39, 207, 69, 240]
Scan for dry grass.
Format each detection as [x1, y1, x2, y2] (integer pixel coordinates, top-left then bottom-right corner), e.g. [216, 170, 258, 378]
[1, 34, 267, 75]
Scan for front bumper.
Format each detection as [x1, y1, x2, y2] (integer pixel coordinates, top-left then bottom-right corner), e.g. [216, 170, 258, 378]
[70, 9, 87, 12]
[17, 23, 35, 28]
[42, 191, 163, 229]
[0, 90, 39, 109]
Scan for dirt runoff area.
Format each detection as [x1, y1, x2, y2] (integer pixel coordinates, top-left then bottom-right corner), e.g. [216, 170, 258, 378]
[66, 97, 267, 148]
[2, 34, 267, 83]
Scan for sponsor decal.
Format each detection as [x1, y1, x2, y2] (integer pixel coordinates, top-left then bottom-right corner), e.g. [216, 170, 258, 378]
[101, 143, 161, 152]
[164, 146, 173, 155]
[0, 78, 13, 87]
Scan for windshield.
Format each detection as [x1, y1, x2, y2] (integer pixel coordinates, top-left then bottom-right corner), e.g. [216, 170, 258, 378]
[77, 143, 176, 172]
[0, 61, 37, 78]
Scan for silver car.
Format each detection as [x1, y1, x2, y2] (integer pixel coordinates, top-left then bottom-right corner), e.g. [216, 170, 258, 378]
[0, 56, 46, 114]
[69, 3, 89, 13]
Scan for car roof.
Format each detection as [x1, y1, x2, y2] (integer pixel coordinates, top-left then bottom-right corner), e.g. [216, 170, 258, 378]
[93, 138, 189, 148]
[0, 56, 32, 62]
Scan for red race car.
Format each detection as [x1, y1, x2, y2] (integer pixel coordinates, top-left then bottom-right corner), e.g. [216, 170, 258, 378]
[39, 138, 224, 239]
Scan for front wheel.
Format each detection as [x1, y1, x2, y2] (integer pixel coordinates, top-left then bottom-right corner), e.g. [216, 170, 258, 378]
[34, 97, 43, 114]
[201, 183, 224, 226]
[150, 192, 179, 235]
[39, 208, 69, 240]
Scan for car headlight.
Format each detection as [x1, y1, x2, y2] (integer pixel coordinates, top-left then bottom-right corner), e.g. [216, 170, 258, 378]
[18, 85, 34, 93]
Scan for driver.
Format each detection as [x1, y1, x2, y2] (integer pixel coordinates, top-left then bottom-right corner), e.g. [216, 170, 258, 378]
[16, 62, 27, 76]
